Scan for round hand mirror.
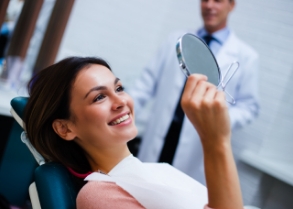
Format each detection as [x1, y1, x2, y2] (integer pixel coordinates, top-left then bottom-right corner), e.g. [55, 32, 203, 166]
[176, 33, 221, 86]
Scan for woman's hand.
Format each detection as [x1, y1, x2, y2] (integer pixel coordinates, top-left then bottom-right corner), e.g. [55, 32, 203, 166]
[182, 74, 243, 209]
[181, 74, 231, 150]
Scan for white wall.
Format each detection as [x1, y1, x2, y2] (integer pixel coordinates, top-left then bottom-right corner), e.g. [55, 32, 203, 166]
[56, 0, 293, 208]
[230, 0, 293, 161]
[56, 0, 202, 85]
[228, 0, 293, 208]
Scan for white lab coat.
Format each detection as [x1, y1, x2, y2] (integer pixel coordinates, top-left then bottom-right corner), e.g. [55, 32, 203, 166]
[128, 29, 260, 184]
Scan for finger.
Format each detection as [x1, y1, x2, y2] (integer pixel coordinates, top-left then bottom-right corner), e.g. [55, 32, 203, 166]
[202, 85, 217, 106]
[191, 80, 215, 102]
[182, 79, 215, 115]
[214, 91, 230, 128]
[183, 74, 207, 101]
[214, 91, 227, 109]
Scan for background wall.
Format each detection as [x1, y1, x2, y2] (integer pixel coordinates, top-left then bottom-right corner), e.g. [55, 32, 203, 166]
[229, 1, 293, 208]
[56, 0, 202, 85]
[56, 0, 293, 208]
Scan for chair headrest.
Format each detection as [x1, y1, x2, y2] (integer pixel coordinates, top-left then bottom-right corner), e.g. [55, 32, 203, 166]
[10, 97, 29, 128]
[10, 96, 45, 165]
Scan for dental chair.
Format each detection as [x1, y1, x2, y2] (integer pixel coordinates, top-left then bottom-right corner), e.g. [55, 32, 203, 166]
[10, 97, 79, 209]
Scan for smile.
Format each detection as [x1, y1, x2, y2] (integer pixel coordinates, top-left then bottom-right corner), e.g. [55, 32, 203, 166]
[109, 114, 130, 125]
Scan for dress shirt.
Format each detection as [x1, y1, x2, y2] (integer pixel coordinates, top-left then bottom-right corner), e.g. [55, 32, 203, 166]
[197, 27, 230, 55]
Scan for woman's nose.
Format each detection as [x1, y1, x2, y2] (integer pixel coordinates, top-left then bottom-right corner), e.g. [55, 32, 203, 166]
[111, 95, 127, 110]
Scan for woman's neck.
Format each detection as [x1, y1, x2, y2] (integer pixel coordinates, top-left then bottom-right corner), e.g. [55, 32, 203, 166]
[86, 144, 131, 174]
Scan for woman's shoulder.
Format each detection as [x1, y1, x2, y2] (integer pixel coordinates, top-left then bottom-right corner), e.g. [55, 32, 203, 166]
[76, 181, 145, 209]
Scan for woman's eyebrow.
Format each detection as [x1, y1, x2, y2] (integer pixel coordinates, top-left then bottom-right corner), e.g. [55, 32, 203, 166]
[115, 77, 120, 84]
[84, 77, 121, 99]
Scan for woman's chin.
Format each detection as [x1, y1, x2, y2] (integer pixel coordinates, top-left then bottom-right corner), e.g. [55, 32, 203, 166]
[128, 126, 138, 141]
[118, 126, 138, 143]
[128, 127, 138, 141]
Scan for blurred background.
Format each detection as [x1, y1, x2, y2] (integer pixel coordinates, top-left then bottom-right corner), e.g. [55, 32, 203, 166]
[0, 0, 292, 208]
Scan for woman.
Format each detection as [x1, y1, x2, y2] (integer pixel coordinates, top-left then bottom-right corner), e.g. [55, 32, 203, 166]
[24, 57, 243, 209]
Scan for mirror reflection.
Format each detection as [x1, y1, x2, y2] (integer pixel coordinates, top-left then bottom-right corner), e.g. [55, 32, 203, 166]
[176, 33, 220, 86]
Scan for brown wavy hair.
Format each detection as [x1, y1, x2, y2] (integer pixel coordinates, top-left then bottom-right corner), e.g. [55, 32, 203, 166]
[24, 57, 111, 175]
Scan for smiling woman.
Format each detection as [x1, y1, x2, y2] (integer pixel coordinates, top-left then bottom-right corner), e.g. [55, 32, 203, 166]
[52, 64, 137, 174]
[24, 57, 112, 177]
[24, 56, 243, 209]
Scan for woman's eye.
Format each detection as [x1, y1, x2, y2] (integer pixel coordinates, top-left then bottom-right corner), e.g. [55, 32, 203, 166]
[93, 94, 105, 102]
[116, 86, 124, 92]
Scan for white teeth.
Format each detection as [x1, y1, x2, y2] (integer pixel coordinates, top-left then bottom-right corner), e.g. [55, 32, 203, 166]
[111, 114, 129, 125]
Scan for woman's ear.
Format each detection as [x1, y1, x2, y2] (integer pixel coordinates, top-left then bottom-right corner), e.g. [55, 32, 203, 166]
[52, 119, 76, 141]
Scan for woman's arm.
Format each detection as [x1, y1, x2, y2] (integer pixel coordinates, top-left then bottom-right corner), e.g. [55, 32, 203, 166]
[181, 74, 243, 209]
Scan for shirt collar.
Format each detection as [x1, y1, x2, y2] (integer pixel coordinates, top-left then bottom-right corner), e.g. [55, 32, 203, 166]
[197, 27, 230, 45]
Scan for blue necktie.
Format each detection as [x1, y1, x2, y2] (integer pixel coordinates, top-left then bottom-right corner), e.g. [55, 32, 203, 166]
[203, 34, 214, 47]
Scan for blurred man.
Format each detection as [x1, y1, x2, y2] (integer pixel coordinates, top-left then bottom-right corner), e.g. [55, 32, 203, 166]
[128, 0, 259, 185]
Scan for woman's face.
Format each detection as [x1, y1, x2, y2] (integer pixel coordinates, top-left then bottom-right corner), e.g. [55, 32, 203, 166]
[68, 64, 137, 150]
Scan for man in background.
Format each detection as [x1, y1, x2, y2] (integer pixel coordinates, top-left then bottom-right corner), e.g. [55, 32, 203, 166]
[128, 0, 259, 185]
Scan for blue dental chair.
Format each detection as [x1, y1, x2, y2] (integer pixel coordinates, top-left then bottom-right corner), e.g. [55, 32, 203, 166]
[10, 97, 79, 209]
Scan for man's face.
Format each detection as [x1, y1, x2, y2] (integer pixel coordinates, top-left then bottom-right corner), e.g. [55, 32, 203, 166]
[201, 0, 235, 33]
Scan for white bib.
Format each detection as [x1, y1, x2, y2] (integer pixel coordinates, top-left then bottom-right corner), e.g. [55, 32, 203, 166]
[85, 155, 208, 209]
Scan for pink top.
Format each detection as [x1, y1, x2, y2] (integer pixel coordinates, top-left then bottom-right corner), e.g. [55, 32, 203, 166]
[76, 181, 214, 209]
